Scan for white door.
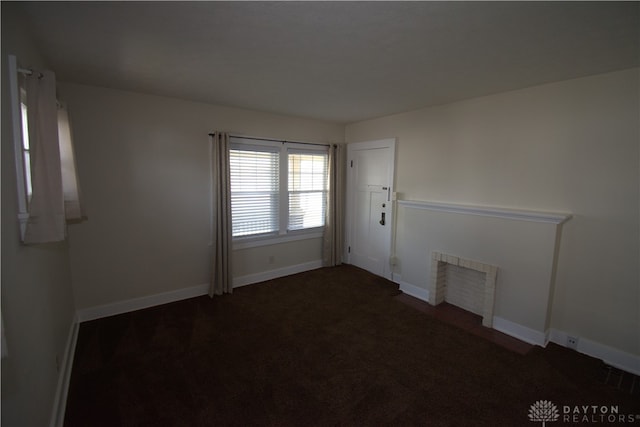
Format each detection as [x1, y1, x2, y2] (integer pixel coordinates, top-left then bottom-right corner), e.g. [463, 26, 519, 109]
[346, 139, 395, 279]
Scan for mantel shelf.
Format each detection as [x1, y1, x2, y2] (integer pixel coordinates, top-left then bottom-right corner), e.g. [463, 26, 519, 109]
[397, 200, 572, 225]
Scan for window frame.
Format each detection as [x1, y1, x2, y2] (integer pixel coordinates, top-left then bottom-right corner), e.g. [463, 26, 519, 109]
[229, 141, 281, 239]
[19, 86, 33, 203]
[287, 148, 329, 232]
[228, 136, 328, 249]
[8, 55, 31, 240]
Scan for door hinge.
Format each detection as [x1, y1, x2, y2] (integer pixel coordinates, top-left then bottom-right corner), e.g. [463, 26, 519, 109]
[348, 246, 351, 253]
[350, 160, 353, 167]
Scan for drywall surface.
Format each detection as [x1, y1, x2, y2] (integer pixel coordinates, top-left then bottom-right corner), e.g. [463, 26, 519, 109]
[58, 82, 344, 310]
[1, 4, 77, 426]
[234, 237, 323, 278]
[346, 69, 639, 356]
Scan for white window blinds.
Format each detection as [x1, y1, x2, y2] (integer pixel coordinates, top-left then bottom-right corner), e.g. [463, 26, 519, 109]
[229, 147, 279, 237]
[228, 137, 329, 239]
[288, 151, 328, 231]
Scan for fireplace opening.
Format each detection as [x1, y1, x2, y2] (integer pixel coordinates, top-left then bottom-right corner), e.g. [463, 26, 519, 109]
[429, 252, 498, 328]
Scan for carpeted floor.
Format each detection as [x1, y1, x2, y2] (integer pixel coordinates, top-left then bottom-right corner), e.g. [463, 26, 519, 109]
[64, 265, 639, 426]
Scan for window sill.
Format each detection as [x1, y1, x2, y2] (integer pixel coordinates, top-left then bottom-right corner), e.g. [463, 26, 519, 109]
[17, 212, 29, 242]
[233, 230, 324, 250]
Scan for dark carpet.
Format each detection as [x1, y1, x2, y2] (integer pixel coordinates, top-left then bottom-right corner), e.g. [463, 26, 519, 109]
[64, 265, 639, 426]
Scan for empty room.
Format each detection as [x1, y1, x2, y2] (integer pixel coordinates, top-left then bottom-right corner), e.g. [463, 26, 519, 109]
[1, 2, 639, 426]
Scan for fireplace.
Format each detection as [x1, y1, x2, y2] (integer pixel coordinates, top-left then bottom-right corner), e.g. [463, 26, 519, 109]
[429, 252, 498, 328]
[395, 199, 571, 345]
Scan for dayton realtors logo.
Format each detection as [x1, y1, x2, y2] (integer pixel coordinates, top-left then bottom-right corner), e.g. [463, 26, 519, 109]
[528, 401, 640, 425]
[528, 400, 560, 426]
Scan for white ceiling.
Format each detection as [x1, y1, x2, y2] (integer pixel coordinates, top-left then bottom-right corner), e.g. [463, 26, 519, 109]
[17, 1, 640, 124]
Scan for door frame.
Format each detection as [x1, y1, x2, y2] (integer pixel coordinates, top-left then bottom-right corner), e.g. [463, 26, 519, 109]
[345, 138, 396, 279]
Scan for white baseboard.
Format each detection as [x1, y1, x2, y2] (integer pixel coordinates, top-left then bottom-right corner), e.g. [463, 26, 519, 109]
[394, 278, 554, 348]
[233, 260, 323, 288]
[49, 315, 79, 427]
[548, 329, 640, 376]
[393, 279, 640, 374]
[77, 261, 324, 322]
[492, 316, 548, 346]
[393, 275, 430, 302]
[76, 283, 209, 322]
[73, 269, 640, 378]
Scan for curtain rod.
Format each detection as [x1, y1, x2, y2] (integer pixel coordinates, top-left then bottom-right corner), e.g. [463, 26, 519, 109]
[17, 67, 43, 78]
[209, 133, 333, 148]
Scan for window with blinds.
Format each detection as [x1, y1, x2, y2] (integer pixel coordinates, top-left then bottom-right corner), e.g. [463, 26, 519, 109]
[229, 147, 279, 237]
[228, 138, 328, 239]
[288, 151, 328, 231]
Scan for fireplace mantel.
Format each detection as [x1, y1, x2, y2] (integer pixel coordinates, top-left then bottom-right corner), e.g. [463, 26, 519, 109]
[397, 200, 572, 225]
[394, 199, 572, 345]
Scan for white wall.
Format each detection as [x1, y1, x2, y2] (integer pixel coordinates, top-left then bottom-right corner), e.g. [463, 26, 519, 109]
[1, 4, 78, 426]
[58, 82, 344, 310]
[346, 69, 639, 357]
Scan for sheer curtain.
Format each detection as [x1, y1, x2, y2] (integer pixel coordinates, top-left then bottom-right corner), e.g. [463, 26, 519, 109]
[209, 132, 233, 296]
[24, 70, 66, 243]
[323, 144, 344, 266]
[20, 69, 84, 243]
[58, 103, 84, 221]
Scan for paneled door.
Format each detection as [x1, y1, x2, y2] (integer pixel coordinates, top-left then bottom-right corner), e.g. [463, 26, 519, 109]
[345, 139, 396, 279]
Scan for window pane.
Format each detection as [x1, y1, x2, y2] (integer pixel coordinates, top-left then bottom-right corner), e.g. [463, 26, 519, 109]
[19, 86, 32, 201]
[230, 148, 279, 237]
[288, 153, 327, 191]
[23, 150, 32, 198]
[289, 191, 325, 230]
[288, 152, 328, 231]
[20, 101, 29, 150]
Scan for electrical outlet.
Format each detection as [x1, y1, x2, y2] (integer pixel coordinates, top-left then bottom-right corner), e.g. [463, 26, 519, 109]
[566, 336, 579, 350]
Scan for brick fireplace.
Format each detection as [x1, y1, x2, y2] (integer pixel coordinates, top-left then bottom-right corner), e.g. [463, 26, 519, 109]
[429, 252, 498, 328]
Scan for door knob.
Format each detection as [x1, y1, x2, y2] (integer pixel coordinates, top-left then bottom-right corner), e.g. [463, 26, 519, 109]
[379, 212, 386, 226]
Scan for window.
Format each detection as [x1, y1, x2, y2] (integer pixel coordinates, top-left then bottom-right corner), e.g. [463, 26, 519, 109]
[8, 55, 85, 242]
[288, 151, 328, 231]
[229, 146, 279, 237]
[19, 86, 33, 204]
[229, 137, 328, 239]
[9, 55, 33, 238]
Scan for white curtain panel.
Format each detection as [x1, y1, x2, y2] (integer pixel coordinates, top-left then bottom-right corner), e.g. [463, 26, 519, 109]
[322, 144, 345, 267]
[57, 104, 84, 221]
[23, 70, 65, 244]
[209, 132, 233, 296]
